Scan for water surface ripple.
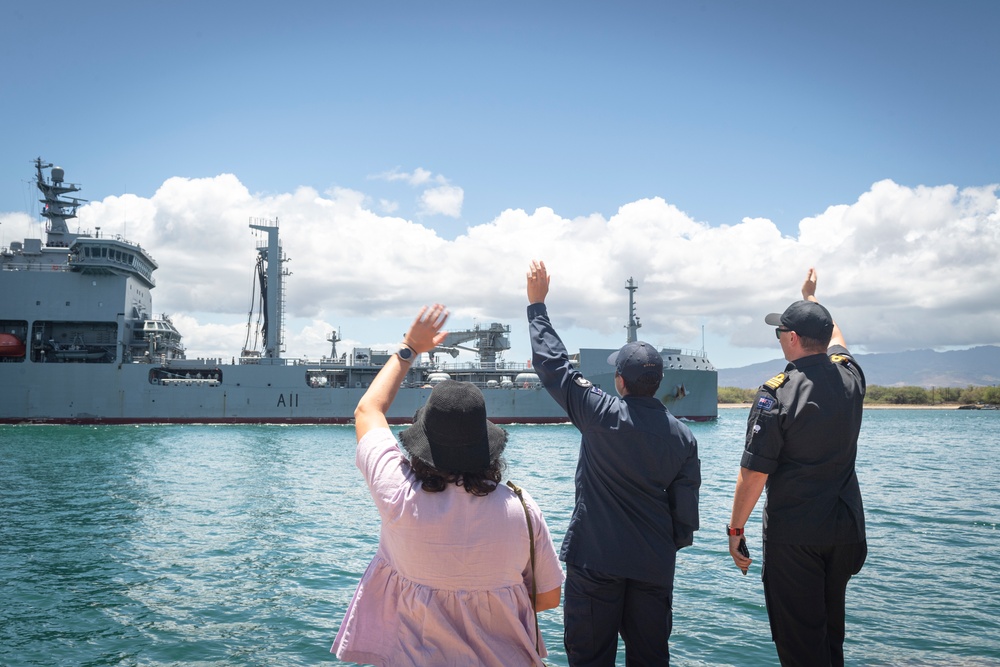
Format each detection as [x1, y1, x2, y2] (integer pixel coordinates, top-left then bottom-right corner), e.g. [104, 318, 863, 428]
[2, 410, 998, 665]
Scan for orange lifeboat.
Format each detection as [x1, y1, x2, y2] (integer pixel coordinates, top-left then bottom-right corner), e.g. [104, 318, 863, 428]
[0, 333, 26, 358]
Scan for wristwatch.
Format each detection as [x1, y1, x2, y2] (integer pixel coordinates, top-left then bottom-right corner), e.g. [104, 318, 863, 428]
[726, 524, 744, 536]
[397, 345, 415, 363]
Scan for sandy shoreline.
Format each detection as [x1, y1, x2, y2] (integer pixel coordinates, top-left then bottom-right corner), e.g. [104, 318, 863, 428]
[719, 403, 967, 410]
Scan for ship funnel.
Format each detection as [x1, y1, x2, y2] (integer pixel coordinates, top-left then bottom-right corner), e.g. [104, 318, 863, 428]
[51, 167, 65, 183]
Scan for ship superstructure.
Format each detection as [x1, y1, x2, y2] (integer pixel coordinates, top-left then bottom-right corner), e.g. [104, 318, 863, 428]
[0, 160, 717, 424]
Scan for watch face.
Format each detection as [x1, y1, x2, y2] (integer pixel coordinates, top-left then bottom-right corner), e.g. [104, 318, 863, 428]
[398, 347, 414, 360]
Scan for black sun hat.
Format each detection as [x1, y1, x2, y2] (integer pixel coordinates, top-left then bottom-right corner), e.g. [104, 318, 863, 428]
[398, 380, 508, 473]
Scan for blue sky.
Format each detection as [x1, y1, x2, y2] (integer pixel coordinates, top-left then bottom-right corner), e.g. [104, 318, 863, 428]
[2, 1, 998, 370]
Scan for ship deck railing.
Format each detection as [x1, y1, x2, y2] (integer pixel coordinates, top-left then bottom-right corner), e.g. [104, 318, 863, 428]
[1, 262, 71, 271]
[658, 348, 711, 360]
[433, 360, 534, 373]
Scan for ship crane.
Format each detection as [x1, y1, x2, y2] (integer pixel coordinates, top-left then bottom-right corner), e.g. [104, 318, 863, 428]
[433, 322, 511, 366]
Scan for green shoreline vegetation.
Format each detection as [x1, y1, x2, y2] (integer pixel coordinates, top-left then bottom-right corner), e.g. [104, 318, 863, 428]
[718, 385, 1000, 406]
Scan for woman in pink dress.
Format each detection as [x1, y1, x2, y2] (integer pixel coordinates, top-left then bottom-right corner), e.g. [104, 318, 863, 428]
[332, 304, 564, 666]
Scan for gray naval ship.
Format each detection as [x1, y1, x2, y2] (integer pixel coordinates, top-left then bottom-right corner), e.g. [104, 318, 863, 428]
[0, 159, 717, 424]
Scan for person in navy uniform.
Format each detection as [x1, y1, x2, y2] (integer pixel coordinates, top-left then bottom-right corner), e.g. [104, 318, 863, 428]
[728, 268, 867, 667]
[526, 260, 701, 667]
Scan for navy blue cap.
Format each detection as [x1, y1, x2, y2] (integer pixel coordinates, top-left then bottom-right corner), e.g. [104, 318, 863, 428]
[765, 300, 834, 339]
[607, 341, 664, 384]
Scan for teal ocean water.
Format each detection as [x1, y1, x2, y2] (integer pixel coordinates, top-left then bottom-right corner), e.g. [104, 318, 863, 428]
[2, 408, 998, 666]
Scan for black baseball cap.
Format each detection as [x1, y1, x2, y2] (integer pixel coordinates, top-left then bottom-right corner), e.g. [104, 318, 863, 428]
[607, 341, 664, 384]
[765, 300, 834, 339]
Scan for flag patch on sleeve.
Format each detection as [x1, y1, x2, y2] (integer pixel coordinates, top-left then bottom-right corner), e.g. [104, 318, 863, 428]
[757, 395, 776, 411]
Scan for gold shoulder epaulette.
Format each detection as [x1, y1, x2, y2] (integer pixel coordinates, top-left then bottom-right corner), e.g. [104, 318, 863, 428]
[764, 373, 787, 390]
[830, 354, 849, 366]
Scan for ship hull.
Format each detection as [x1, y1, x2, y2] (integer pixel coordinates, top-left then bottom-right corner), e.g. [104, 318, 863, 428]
[0, 361, 717, 424]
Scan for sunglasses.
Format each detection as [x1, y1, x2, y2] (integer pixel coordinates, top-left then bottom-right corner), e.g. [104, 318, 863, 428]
[775, 328, 793, 339]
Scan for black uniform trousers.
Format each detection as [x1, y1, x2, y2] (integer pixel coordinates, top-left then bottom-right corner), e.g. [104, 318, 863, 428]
[762, 541, 868, 667]
[563, 564, 673, 667]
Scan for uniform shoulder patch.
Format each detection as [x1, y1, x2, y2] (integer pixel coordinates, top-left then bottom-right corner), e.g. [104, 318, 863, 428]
[830, 354, 850, 366]
[763, 372, 787, 390]
[574, 376, 593, 388]
[756, 395, 776, 411]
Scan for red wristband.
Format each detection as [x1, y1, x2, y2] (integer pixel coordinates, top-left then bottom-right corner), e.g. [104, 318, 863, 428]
[726, 525, 744, 536]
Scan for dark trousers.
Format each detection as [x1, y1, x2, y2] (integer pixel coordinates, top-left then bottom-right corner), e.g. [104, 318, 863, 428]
[563, 564, 673, 667]
[762, 541, 868, 667]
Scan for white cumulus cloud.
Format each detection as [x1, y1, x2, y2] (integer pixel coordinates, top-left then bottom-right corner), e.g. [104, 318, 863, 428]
[370, 167, 462, 219]
[419, 184, 464, 218]
[3, 176, 997, 367]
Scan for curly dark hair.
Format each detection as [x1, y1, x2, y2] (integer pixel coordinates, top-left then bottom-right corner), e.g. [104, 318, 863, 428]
[409, 455, 507, 497]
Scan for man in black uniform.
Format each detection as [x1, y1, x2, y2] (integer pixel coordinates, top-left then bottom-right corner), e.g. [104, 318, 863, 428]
[728, 268, 867, 667]
[527, 260, 701, 667]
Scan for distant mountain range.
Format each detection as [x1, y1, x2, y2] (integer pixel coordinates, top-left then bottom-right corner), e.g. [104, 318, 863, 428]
[718, 345, 1000, 389]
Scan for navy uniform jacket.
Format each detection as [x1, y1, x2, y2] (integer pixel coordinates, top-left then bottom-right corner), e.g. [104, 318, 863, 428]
[528, 303, 701, 586]
[741, 345, 866, 545]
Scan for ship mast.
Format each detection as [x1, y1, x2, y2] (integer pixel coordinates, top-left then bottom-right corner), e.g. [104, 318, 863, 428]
[625, 277, 641, 343]
[325, 328, 344, 362]
[35, 158, 87, 248]
[249, 218, 288, 360]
